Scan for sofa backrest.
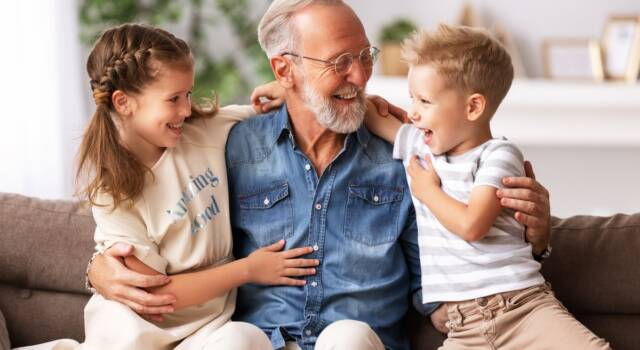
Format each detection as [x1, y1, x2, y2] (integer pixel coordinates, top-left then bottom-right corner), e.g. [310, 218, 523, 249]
[0, 193, 94, 347]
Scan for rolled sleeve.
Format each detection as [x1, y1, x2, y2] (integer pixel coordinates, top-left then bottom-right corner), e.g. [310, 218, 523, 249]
[92, 202, 168, 274]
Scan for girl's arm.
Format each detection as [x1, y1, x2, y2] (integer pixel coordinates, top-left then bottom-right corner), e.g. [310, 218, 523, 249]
[125, 239, 318, 311]
[407, 155, 502, 242]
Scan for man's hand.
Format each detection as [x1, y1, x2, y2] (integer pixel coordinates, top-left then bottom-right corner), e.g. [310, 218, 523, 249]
[366, 94, 409, 123]
[88, 243, 175, 321]
[497, 161, 551, 254]
[250, 81, 285, 113]
[429, 304, 449, 334]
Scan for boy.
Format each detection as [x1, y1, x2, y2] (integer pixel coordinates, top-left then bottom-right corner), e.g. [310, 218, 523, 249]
[366, 24, 610, 349]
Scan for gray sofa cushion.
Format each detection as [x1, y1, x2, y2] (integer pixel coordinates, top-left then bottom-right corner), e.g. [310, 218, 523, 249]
[0, 193, 95, 294]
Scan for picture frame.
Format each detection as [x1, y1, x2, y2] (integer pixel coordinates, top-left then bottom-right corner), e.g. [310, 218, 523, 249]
[542, 39, 604, 81]
[602, 15, 640, 82]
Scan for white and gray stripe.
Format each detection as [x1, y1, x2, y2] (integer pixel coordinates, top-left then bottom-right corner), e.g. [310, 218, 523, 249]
[393, 124, 544, 303]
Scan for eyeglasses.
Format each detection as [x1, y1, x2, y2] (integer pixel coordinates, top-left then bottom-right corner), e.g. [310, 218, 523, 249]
[282, 46, 380, 76]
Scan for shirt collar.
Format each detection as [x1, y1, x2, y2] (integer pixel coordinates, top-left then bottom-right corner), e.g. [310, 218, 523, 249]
[271, 103, 371, 149]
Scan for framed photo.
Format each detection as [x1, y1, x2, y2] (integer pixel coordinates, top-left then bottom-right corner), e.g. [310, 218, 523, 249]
[542, 39, 604, 81]
[602, 15, 640, 82]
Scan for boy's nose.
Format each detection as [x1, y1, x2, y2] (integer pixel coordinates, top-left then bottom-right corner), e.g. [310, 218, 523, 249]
[409, 109, 420, 122]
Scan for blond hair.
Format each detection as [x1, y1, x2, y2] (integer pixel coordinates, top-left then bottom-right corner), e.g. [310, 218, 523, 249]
[402, 24, 513, 116]
[77, 23, 217, 209]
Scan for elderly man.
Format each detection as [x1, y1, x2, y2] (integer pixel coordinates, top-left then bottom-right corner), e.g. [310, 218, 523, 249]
[88, 1, 552, 349]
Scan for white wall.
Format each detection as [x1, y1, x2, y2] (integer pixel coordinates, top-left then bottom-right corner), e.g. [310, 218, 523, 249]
[0, 0, 86, 199]
[349, 0, 640, 77]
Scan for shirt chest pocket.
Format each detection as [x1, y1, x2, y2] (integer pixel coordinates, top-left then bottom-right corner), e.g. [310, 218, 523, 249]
[237, 181, 293, 247]
[345, 185, 404, 246]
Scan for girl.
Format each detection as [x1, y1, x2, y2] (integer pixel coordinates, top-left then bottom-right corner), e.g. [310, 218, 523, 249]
[26, 23, 318, 350]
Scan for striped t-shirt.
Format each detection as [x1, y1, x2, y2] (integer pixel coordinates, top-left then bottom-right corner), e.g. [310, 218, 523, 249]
[393, 124, 544, 303]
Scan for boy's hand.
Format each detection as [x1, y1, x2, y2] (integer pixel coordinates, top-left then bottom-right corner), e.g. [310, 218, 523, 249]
[246, 240, 320, 286]
[429, 304, 450, 334]
[407, 155, 441, 201]
[366, 94, 409, 123]
[250, 81, 285, 113]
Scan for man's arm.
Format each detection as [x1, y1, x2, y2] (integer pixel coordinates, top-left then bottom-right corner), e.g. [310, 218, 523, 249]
[88, 243, 175, 321]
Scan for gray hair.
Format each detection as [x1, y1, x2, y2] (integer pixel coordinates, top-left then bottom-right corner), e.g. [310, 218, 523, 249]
[258, 0, 344, 57]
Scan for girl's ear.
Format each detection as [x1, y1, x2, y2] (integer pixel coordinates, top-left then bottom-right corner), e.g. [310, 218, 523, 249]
[271, 56, 294, 89]
[466, 93, 486, 122]
[112, 90, 133, 116]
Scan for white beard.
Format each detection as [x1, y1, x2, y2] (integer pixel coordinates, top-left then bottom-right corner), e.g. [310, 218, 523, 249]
[302, 81, 366, 134]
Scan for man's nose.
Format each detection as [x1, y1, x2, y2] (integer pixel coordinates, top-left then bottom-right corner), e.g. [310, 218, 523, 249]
[345, 58, 371, 88]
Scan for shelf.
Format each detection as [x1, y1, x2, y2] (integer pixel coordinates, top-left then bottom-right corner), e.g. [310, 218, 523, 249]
[367, 77, 640, 147]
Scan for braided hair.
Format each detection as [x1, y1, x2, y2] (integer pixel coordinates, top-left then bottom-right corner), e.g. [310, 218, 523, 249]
[77, 24, 217, 209]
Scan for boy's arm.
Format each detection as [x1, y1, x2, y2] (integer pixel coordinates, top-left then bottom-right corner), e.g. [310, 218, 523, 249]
[364, 100, 403, 144]
[407, 156, 502, 242]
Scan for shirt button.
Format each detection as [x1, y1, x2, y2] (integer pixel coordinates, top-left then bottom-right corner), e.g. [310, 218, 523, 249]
[313, 244, 319, 251]
[263, 197, 270, 206]
[373, 195, 380, 202]
[315, 203, 322, 210]
[305, 329, 312, 336]
[311, 281, 318, 287]
[305, 163, 311, 171]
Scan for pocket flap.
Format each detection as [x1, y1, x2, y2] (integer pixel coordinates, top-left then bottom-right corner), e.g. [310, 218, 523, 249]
[348, 185, 403, 205]
[239, 182, 290, 209]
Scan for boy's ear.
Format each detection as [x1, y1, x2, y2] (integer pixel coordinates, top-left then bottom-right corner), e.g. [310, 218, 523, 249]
[466, 93, 486, 122]
[271, 56, 294, 89]
[112, 90, 134, 116]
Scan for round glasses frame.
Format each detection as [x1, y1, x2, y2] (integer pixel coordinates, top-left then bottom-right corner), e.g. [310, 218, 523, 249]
[281, 46, 380, 75]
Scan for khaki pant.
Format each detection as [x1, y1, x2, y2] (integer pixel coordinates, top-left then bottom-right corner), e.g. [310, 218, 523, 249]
[439, 284, 611, 350]
[285, 319, 385, 350]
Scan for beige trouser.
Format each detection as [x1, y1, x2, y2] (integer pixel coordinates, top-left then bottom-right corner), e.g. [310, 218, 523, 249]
[285, 319, 385, 350]
[439, 284, 611, 350]
[14, 321, 271, 350]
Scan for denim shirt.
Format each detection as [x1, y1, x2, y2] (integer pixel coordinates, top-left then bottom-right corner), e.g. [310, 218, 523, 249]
[226, 105, 432, 350]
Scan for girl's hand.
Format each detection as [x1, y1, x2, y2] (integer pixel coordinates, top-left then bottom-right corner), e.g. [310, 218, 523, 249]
[246, 240, 319, 286]
[250, 81, 285, 113]
[407, 155, 441, 201]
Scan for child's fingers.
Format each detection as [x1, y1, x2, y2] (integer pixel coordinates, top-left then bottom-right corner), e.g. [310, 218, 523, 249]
[387, 102, 409, 123]
[280, 277, 307, 286]
[261, 98, 285, 112]
[422, 154, 434, 168]
[261, 239, 285, 252]
[370, 95, 389, 116]
[281, 246, 314, 258]
[284, 258, 320, 267]
[283, 267, 316, 277]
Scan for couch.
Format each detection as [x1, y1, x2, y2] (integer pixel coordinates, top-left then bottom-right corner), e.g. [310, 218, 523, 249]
[1, 192, 639, 349]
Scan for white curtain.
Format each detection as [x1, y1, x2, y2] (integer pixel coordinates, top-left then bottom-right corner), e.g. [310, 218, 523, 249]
[0, 0, 87, 199]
